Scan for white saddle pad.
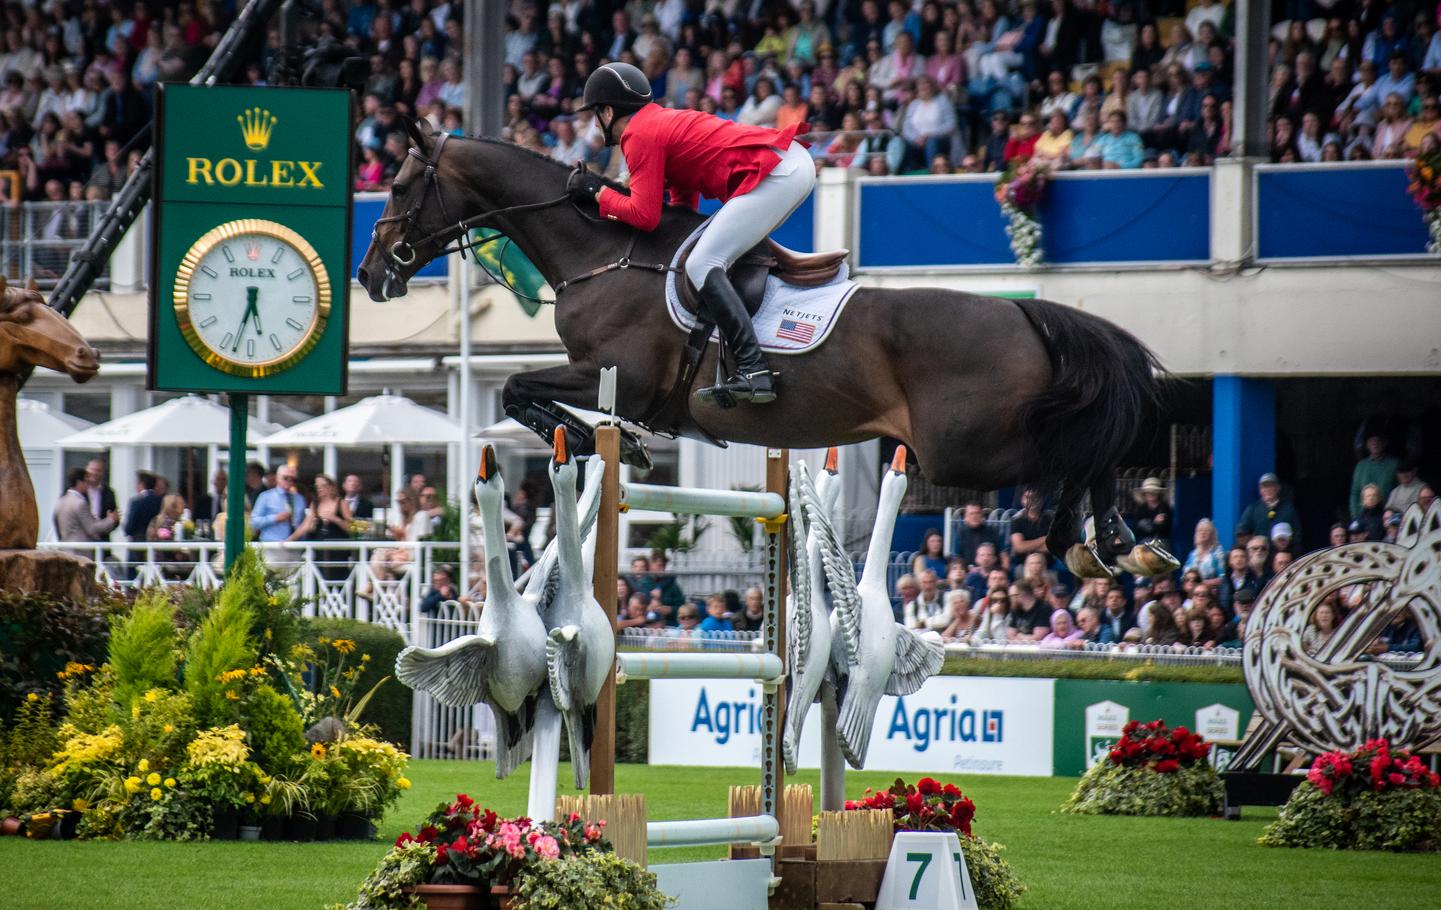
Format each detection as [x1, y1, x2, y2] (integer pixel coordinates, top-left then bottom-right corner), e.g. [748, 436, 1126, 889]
[664, 219, 859, 355]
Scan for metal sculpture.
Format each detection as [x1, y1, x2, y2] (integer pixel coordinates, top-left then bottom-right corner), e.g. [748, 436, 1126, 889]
[782, 449, 841, 773]
[394, 446, 549, 778]
[1232, 501, 1441, 769]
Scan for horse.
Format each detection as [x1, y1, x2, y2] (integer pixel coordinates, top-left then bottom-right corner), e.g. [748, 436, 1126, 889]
[356, 126, 1171, 576]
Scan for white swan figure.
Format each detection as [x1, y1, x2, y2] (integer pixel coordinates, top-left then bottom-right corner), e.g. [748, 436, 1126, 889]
[394, 445, 549, 779]
[831, 446, 946, 769]
[542, 428, 616, 789]
[783, 448, 842, 773]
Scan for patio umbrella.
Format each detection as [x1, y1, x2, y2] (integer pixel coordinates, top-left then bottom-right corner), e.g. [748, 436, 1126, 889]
[18, 398, 97, 449]
[54, 394, 282, 447]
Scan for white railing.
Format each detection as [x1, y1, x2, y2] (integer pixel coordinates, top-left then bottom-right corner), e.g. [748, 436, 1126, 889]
[408, 601, 498, 761]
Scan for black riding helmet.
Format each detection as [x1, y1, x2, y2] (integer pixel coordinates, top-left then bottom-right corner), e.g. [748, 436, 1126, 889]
[579, 62, 652, 145]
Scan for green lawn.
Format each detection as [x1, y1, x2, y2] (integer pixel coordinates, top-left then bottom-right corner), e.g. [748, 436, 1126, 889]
[3, 761, 1438, 909]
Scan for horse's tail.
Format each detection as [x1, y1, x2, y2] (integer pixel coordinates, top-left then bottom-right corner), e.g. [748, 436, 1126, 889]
[1010, 297, 1165, 498]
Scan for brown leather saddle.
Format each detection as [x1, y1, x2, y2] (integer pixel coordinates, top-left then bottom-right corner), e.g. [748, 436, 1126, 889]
[676, 238, 849, 316]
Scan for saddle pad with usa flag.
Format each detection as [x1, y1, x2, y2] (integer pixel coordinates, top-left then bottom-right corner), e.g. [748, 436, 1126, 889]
[664, 219, 860, 355]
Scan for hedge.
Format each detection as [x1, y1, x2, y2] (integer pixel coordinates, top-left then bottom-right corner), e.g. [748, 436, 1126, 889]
[300, 617, 411, 747]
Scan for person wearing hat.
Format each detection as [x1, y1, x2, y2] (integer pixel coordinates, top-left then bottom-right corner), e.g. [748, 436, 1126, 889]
[1128, 476, 1171, 541]
[568, 60, 813, 406]
[1236, 472, 1303, 548]
[1269, 521, 1295, 556]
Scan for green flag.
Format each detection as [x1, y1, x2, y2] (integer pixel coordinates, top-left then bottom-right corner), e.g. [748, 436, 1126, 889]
[470, 228, 549, 317]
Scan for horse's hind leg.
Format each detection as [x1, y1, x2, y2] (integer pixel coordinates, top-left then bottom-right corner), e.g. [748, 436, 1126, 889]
[1089, 475, 1135, 568]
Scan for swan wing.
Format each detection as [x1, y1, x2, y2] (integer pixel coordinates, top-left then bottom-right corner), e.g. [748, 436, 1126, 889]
[884, 627, 945, 697]
[395, 635, 498, 707]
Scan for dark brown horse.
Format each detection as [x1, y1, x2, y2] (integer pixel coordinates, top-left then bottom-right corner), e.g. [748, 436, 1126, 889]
[357, 129, 1170, 575]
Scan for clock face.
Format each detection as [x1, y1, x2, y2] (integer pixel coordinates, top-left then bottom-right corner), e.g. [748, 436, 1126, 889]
[174, 219, 331, 378]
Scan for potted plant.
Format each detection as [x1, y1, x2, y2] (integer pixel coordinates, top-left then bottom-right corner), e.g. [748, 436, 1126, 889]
[511, 853, 669, 910]
[260, 772, 305, 841]
[177, 725, 264, 840]
[327, 733, 411, 840]
[1062, 720, 1223, 817]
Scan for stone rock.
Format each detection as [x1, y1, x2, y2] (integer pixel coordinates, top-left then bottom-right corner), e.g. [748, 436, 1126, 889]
[0, 549, 96, 602]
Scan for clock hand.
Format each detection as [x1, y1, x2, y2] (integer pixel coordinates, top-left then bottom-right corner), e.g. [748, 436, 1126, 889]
[248, 286, 264, 334]
[231, 303, 251, 352]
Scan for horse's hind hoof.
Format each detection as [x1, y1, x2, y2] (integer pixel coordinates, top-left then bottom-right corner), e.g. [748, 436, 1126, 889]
[1066, 543, 1115, 579]
[1117, 541, 1181, 576]
[619, 429, 653, 471]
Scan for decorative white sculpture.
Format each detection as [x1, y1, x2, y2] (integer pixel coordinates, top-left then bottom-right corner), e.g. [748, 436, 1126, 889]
[783, 449, 841, 774]
[543, 427, 616, 789]
[394, 445, 549, 778]
[1235, 501, 1441, 767]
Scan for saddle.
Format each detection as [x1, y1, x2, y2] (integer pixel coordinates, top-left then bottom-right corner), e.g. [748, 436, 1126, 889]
[676, 238, 849, 316]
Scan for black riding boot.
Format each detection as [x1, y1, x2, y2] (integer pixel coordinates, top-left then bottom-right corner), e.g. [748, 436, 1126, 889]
[693, 268, 776, 406]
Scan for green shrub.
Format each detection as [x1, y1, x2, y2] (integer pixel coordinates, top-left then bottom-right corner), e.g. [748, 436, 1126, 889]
[514, 852, 671, 910]
[0, 591, 115, 718]
[962, 836, 1026, 910]
[300, 619, 409, 745]
[185, 597, 257, 728]
[242, 684, 307, 774]
[1260, 781, 1441, 852]
[1062, 761, 1224, 817]
[615, 680, 648, 764]
[109, 592, 178, 707]
[2, 692, 59, 769]
[223, 547, 302, 662]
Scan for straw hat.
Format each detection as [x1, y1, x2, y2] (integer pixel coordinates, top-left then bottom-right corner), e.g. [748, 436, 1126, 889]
[1132, 476, 1167, 501]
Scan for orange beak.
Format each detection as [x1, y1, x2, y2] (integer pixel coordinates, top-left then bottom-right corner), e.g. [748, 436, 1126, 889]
[478, 445, 498, 481]
[553, 426, 569, 465]
[824, 447, 839, 474]
[890, 445, 907, 474]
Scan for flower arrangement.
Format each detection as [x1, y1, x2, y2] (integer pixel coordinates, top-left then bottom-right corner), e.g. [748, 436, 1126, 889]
[1261, 739, 1441, 851]
[178, 725, 265, 812]
[846, 778, 1024, 910]
[994, 158, 1050, 268]
[1407, 147, 1441, 254]
[1062, 720, 1223, 817]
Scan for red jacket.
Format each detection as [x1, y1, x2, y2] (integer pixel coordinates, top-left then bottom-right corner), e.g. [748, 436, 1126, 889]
[598, 104, 807, 231]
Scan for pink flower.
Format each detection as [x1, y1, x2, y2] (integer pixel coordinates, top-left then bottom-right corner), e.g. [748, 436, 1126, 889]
[535, 835, 560, 859]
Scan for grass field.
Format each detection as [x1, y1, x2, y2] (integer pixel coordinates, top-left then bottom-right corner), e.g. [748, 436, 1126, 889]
[3, 761, 1438, 910]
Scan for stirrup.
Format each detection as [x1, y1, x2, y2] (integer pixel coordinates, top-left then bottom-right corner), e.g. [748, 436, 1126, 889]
[694, 370, 776, 407]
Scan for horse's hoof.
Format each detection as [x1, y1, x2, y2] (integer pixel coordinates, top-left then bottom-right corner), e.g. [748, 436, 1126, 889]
[1066, 543, 1114, 579]
[1123, 541, 1181, 576]
[619, 430, 653, 471]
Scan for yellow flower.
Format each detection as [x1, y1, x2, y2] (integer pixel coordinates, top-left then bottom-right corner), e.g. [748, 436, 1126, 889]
[224, 691, 240, 701]
[311, 743, 327, 759]
[146, 772, 161, 786]
[267, 594, 279, 607]
[143, 690, 160, 703]
[124, 776, 142, 794]
[259, 775, 272, 786]
[150, 787, 163, 801]
[242, 792, 256, 804]
[163, 724, 175, 734]
[317, 636, 330, 646]
[26, 692, 38, 702]
[396, 777, 412, 790]
[164, 778, 177, 789]
[361, 654, 371, 663]
[332, 639, 356, 654]
[72, 798, 89, 811]
[329, 686, 341, 699]
[260, 794, 272, 805]
[138, 759, 150, 773]
[217, 669, 247, 684]
[132, 705, 141, 719]
[249, 666, 265, 676]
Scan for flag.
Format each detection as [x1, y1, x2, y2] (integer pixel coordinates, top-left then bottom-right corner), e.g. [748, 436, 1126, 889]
[776, 318, 815, 344]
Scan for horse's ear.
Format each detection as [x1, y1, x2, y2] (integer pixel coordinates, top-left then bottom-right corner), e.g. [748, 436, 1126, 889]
[404, 116, 433, 155]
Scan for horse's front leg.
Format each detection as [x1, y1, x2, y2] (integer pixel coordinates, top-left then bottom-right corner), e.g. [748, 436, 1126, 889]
[501, 364, 652, 469]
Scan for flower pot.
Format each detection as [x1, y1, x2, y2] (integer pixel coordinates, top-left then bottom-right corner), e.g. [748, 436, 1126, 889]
[489, 884, 518, 910]
[315, 813, 337, 841]
[54, 810, 81, 840]
[337, 812, 375, 840]
[211, 810, 240, 841]
[238, 824, 261, 841]
[285, 814, 317, 842]
[1, 816, 24, 837]
[259, 816, 286, 841]
[405, 884, 487, 910]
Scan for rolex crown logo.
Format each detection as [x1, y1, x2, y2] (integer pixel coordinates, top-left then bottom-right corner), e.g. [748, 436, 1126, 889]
[244, 239, 262, 261]
[237, 107, 278, 151]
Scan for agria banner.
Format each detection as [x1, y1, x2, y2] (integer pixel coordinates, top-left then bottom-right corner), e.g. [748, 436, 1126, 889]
[647, 676, 1055, 777]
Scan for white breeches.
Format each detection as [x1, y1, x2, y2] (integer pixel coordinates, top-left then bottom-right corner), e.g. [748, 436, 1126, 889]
[683, 141, 816, 287]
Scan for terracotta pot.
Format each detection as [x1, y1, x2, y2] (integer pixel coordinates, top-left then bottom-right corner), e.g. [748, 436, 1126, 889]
[405, 884, 487, 910]
[1, 816, 25, 837]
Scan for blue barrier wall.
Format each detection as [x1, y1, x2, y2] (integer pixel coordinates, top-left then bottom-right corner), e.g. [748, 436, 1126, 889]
[1255, 164, 1430, 260]
[352, 196, 448, 279]
[697, 192, 814, 252]
[856, 172, 1211, 269]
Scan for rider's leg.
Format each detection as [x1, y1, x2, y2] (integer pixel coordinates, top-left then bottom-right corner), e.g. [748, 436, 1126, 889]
[687, 142, 816, 404]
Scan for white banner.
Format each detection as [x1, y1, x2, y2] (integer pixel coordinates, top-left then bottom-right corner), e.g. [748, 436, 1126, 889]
[647, 676, 1055, 776]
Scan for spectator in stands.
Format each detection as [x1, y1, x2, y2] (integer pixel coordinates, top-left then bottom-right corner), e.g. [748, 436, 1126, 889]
[1178, 607, 1209, 648]
[1237, 473, 1303, 545]
[1141, 600, 1183, 647]
[954, 502, 1003, 566]
[973, 586, 1010, 641]
[1374, 50, 1416, 104]
[1006, 582, 1050, 641]
[619, 593, 649, 630]
[1128, 67, 1164, 138]
[1003, 109, 1040, 162]
[1098, 586, 1136, 644]
[980, 109, 1010, 170]
[1373, 92, 1413, 157]
[900, 75, 956, 167]
[1352, 435, 1401, 517]
[647, 551, 685, 615]
[1183, 518, 1226, 585]
[904, 569, 947, 629]
[676, 603, 702, 636]
[1270, 522, 1296, 559]
[963, 541, 1002, 603]
[54, 466, 117, 558]
[1017, 551, 1054, 592]
[1386, 464, 1424, 513]
[732, 586, 766, 632]
[1070, 107, 1104, 165]
[1040, 609, 1084, 649]
[1355, 484, 1388, 540]
[1301, 597, 1340, 655]
[1033, 109, 1072, 164]
[1127, 477, 1171, 540]
[912, 528, 948, 576]
[1246, 535, 1275, 585]
[1154, 63, 1199, 150]
[700, 594, 735, 633]
[1404, 97, 1440, 154]
[1008, 486, 1051, 566]
[419, 566, 460, 615]
[940, 589, 973, 641]
[1039, 71, 1077, 121]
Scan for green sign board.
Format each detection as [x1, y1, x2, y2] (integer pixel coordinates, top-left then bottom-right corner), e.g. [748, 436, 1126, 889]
[149, 83, 352, 394]
[1052, 679, 1255, 777]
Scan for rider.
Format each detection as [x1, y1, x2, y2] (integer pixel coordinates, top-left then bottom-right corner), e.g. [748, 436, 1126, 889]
[568, 61, 815, 405]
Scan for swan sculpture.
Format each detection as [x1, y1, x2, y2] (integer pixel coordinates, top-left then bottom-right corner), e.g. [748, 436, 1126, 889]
[543, 427, 616, 789]
[829, 446, 946, 768]
[783, 448, 842, 773]
[394, 445, 549, 778]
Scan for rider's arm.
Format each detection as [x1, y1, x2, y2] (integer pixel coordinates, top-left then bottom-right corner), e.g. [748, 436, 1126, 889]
[669, 185, 699, 211]
[598, 132, 665, 231]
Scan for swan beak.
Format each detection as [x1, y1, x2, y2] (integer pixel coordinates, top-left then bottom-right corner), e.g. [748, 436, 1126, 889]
[824, 446, 839, 474]
[552, 426, 569, 465]
[478, 445, 499, 482]
[889, 445, 907, 474]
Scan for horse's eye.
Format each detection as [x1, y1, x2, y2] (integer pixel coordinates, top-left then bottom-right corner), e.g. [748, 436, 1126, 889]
[393, 182, 409, 197]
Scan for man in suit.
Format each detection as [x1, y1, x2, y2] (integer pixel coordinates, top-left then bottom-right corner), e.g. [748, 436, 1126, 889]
[1097, 586, 1137, 644]
[121, 471, 164, 573]
[342, 473, 374, 519]
[84, 457, 117, 523]
[55, 467, 118, 558]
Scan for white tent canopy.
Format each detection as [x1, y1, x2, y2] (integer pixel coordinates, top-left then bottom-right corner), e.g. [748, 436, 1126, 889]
[54, 395, 282, 448]
[260, 393, 463, 447]
[18, 398, 96, 449]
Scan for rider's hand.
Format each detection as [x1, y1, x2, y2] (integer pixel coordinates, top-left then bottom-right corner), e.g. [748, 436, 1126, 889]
[567, 167, 605, 204]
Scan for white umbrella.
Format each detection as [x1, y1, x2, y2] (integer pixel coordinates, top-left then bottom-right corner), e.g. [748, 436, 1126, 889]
[18, 398, 98, 449]
[55, 395, 282, 447]
[259, 393, 463, 447]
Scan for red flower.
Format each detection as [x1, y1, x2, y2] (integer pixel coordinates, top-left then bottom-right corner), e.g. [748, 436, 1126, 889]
[1109, 748, 1124, 764]
[917, 777, 941, 796]
[395, 832, 413, 847]
[942, 783, 962, 798]
[905, 792, 925, 814]
[418, 825, 439, 843]
[1154, 759, 1180, 773]
[434, 843, 449, 865]
[1388, 772, 1406, 786]
[477, 809, 498, 832]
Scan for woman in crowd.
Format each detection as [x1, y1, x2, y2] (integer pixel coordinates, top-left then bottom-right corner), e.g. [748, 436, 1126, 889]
[305, 473, 354, 581]
[368, 488, 422, 585]
[1204, 604, 1235, 648]
[1178, 607, 1209, 648]
[737, 76, 781, 126]
[616, 576, 636, 620]
[1141, 600, 1183, 646]
[941, 589, 973, 641]
[1302, 597, 1340, 655]
[1131, 22, 1165, 74]
[146, 493, 190, 576]
[1032, 109, 1072, 164]
[1069, 107, 1104, 163]
[972, 586, 1011, 641]
[912, 528, 948, 577]
[1355, 483, 1387, 540]
[1183, 518, 1226, 586]
[1129, 476, 1171, 541]
[1039, 608, 1084, 649]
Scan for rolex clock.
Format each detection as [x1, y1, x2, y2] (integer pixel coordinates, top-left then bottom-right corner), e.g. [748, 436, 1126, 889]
[173, 219, 331, 378]
[151, 83, 351, 395]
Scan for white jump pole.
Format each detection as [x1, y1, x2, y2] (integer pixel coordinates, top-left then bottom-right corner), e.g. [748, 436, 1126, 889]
[617, 652, 783, 682]
[621, 483, 785, 519]
[647, 814, 781, 849]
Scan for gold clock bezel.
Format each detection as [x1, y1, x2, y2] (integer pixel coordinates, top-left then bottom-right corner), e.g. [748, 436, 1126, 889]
[173, 218, 332, 378]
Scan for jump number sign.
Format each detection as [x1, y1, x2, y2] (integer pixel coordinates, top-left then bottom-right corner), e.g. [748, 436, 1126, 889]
[878, 832, 978, 910]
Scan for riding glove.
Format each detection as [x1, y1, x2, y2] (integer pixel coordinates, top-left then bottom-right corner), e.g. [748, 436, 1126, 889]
[566, 168, 605, 203]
